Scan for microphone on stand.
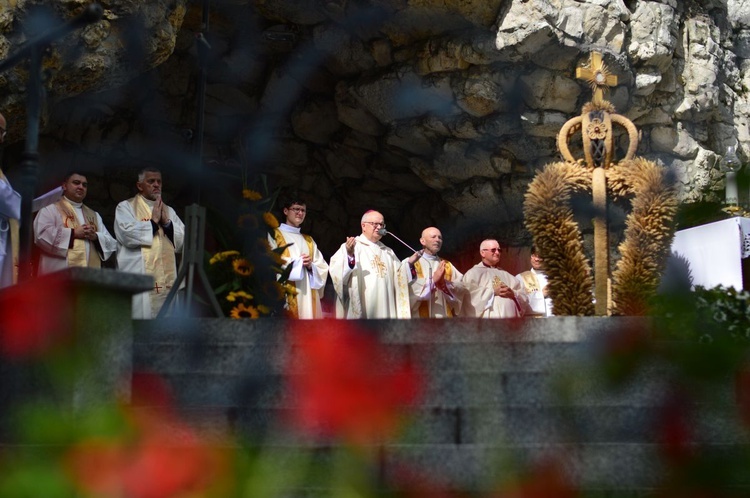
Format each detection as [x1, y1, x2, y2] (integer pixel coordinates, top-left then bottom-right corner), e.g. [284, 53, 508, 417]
[378, 228, 421, 254]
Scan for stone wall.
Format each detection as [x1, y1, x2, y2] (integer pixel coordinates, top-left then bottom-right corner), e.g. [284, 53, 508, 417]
[1, 0, 748, 264]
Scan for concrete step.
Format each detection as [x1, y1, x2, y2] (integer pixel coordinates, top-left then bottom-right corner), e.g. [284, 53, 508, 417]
[129, 317, 747, 492]
[148, 403, 745, 447]
[143, 368, 680, 408]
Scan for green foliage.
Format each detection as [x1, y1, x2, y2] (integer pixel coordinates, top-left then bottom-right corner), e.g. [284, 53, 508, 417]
[205, 177, 293, 318]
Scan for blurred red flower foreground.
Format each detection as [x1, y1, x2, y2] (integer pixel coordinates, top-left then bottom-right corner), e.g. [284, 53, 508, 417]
[0, 274, 73, 358]
[285, 320, 422, 444]
[65, 373, 229, 498]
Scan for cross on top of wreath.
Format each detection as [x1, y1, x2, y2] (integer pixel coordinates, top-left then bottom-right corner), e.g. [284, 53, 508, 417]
[523, 51, 679, 317]
[558, 52, 639, 170]
[575, 52, 617, 106]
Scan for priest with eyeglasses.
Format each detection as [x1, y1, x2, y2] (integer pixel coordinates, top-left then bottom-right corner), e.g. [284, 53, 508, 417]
[329, 210, 414, 319]
[463, 239, 528, 318]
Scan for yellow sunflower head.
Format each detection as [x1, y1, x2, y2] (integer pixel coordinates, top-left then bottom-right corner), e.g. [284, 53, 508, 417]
[229, 303, 260, 319]
[209, 250, 240, 265]
[242, 189, 263, 201]
[226, 290, 253, 302]
[263, 212, 279, 229]
[232, 258, 254, 277]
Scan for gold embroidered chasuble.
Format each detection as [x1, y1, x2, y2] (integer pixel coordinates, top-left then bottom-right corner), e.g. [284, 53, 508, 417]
[54, 197, 100, 268]
[412, 257, 463, 317]
[130, 195, 177, 317]
[271, 226, 328, 319]
[517, 270, 540, 293]
[463, 263, 528, 318]
[330, 234, 411, 319]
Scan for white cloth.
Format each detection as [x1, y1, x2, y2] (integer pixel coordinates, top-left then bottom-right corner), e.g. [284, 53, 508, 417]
[0, 174, 20, 288]
[516, 268, 553, 317]
[114, 196, 185, 319]
[268, 223, 329, 319]
[33, 199, 118, 275]
[406, 253, 466, 317]
[329, 234, 411, 319]
[463, 263, 528, 318]
[671, 217, 750, 291]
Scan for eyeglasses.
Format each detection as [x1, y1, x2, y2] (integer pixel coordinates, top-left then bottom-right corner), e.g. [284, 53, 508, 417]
[481, 248, 501, 253]
[364, 221, 386, 229]
[288, 207, 306, 213]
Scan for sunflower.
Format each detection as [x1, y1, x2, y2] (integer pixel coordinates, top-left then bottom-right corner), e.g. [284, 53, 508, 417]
[226, 290, 253, 302]
[243, 189, 263, 201]
[263, 212, 279, 229]
[232, 258, 254, 276]
[232, 258, 253, 276]
[209, 250, 240, 265]
[229, 303, 260, 319]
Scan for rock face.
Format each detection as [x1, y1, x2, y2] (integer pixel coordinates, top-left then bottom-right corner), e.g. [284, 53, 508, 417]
[1, 0, 748, 260]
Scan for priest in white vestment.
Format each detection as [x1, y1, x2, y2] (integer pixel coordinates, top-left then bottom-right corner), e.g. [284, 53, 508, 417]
[0, 112, 21, 288]
[329, 210, 413, 319]
[268, 198, 328, 318]
[463, 239, 528, 318]
[34, 172, 118, 275]
[516, 245, 553, 317]
[406, 227, 466, 318]
[115, 168, 185, 319]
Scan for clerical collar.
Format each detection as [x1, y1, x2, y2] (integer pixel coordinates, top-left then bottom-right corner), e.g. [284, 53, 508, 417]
[532, 268, 546, 276]
[482, 263, 497, 268]
[140, 194, 155, 207]
[422, 252, 439, 261]
[64, 197, 83, 208]
[279, 223, 301, 234]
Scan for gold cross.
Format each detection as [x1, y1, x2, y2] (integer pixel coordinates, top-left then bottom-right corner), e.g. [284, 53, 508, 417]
[492, 276, 503, 288]
[575, 52, 618, 105]
[371, 255, 387, 278]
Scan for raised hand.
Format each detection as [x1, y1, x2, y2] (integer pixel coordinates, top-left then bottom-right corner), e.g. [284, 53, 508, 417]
[151, 197, 162, 224]
[345, 237, 356, 256]
[432, 260, 446, 286]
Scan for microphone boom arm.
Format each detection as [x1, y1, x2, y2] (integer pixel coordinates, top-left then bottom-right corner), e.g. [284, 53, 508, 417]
[380, 228, 420, 254]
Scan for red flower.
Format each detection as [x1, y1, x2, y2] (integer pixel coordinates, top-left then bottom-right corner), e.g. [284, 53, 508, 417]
[65, 373, 230, 498]
[0, 274, 73, 358]
[285, 320, 422, 444]
[493, 456, 578, 498]
[66, 430, 227, 498]
[655, 392, 694, 465]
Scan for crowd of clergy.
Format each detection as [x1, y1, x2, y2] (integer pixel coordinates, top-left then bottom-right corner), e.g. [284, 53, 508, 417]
[273, 201, 554, 320]
[0, 96, 550, 321]
[1, 161, 552, 320]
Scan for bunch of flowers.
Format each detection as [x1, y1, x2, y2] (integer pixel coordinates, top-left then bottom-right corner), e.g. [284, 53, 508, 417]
[207, 186, 295, 319]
